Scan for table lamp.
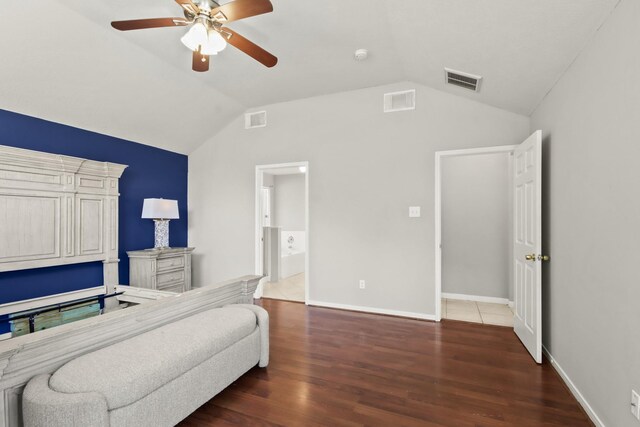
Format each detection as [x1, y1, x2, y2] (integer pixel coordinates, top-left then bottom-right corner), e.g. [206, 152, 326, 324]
[141, 198, 179, 248]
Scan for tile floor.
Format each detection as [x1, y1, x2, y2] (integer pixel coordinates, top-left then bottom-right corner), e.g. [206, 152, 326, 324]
[262, 280, 512, 324]
[262, 273, 305, 302]
[442, 299, 514, 327]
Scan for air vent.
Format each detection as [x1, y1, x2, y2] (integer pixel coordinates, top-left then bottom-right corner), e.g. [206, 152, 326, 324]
[383, 89, 416, 113]
[445, 68, 482, 92]
[245, 111, 267, 129]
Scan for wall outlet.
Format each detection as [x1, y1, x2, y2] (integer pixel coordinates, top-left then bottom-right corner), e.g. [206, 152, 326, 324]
[359, 280, 366, 289]
[632, 390, 640, 420]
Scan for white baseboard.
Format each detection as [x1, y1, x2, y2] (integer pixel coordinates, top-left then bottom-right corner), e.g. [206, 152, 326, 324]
[306, 300, 436, 321]
[442, 292, 510, 305]
[0, 286, 106, 316]
[542, 345, 605, 427]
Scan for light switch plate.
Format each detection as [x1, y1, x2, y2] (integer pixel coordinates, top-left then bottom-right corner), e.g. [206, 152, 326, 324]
[632, 390, 640, 419]
[409, 206, 421, 218]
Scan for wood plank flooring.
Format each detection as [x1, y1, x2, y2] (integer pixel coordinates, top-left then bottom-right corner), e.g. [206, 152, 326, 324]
[179, 299, 592, 426]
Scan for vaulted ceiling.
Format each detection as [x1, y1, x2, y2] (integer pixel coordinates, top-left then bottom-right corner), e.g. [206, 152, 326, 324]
[0, 0, 620, 154]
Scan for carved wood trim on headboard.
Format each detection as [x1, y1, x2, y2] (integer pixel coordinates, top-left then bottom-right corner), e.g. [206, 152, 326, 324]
[0, 145, 127, 273]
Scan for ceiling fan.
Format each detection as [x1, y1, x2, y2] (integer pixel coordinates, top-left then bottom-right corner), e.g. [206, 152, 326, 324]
[111, 0, 277, 72]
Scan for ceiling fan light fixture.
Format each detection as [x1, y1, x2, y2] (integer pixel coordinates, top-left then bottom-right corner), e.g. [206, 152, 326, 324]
[180, 21, 208, 51]
[200, 30, 227, 55]
[111, 0, 277, 71]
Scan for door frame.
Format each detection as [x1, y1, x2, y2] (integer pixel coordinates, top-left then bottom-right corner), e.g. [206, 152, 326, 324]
[434, 145, 517, 321]
[254, 161, 309, 303]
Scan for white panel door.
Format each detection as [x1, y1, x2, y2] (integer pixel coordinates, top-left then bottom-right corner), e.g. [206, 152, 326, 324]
[513, 130, 543, 364]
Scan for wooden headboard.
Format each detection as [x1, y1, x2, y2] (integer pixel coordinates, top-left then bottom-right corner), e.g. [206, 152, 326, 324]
[0, 145, 127, 293]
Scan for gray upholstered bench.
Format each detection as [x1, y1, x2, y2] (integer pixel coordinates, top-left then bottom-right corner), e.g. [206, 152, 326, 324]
[22, 304, 268, 427]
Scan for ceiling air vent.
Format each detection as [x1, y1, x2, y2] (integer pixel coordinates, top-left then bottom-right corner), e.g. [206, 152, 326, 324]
[245, 111, 267, 129]
[445, 68, 482, 92]
[383, 89, 416, 113]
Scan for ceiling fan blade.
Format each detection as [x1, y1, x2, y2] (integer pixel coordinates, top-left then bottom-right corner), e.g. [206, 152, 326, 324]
[192, 48, 210, 72]
[111, 18, 189, 31]
[223, 28, 277, 68]
[175, 0, 200, 16]
[210, 0, 273, 23]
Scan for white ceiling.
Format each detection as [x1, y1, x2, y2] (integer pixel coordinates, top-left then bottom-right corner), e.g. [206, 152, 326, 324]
[0, 0, 620, 154]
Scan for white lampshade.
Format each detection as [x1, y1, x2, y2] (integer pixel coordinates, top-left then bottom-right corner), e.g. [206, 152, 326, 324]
[200, 30, 227, 55]
[181, 22, 227, 55]
[180, 22, 208, 51]
[141, 199, 179, 220]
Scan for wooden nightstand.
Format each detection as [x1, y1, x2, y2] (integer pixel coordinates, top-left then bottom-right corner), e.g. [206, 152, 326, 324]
[127, 247, 195, 293]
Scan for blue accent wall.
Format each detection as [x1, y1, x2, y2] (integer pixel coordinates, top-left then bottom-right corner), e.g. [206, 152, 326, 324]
[0, 109, 188, 305]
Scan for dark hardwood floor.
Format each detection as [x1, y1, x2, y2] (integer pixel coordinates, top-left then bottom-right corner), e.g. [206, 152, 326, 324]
[179, 299, 592, 426]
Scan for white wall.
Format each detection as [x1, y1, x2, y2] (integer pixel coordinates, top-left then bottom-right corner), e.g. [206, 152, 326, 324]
[531, 0, 640, 425]
[273, 174, 305, 231]
[188, 81, 529, 316]
[262, 173, 274, 187]
[441, 153, 510, 299]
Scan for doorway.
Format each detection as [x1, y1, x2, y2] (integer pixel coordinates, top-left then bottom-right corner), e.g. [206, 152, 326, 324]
[435, 131, 544, 364]
[254, 162, 309, 303]
[436, 146, 515, 327]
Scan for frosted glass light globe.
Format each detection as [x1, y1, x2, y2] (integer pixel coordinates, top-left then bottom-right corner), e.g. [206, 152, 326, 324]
[180, 22, 208, 51]
[200, 30, 227, 55]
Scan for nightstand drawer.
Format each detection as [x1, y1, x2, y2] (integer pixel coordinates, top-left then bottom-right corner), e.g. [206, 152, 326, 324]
[157, 256, 185, 272]
[158, 282, 185, 293]
[157, 270, 185, 287]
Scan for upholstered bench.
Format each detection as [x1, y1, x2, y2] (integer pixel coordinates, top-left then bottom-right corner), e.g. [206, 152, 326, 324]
[22, 304, 268, 427]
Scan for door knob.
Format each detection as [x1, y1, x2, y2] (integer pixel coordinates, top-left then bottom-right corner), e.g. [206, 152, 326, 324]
[525, 254, 535, 261]
[538, 255, 550, 262]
